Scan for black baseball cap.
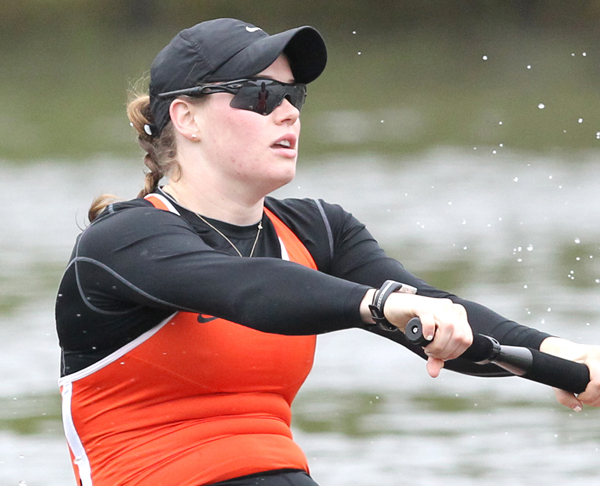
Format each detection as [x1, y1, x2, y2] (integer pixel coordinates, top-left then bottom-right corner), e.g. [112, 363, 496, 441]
[149, 18, 328, 135]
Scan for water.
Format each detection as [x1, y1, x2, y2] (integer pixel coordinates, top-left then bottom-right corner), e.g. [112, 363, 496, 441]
[1, 149, 600, 485]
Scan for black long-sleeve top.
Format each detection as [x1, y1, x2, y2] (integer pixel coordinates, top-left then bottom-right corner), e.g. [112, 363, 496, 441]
[55, 190, 550, 377]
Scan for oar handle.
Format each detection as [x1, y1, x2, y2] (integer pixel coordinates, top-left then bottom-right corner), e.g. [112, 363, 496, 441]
[405, 317, 590, 394]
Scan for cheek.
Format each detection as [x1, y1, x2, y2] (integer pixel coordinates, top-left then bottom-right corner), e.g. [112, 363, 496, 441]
[214, 111, 264, 147]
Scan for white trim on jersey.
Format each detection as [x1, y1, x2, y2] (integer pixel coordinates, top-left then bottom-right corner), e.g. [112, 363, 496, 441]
[278, 237, 289, 261]
[58, 312, 176, 386]
[144, 193, 181, 215]
[61, 381, 93, 486]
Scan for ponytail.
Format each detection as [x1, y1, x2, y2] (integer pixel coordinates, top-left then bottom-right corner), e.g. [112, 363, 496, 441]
[87, 91, 180, 222]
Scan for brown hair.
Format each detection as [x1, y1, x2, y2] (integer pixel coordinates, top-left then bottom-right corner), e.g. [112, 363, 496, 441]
[87, 92, 181, 222]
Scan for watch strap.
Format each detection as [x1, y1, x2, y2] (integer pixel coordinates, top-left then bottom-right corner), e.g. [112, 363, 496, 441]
[368, 280, 417, 331]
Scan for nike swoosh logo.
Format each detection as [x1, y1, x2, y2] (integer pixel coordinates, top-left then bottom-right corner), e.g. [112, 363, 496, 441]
[197, 314, 217, 323]
[246, 26, 262, 33]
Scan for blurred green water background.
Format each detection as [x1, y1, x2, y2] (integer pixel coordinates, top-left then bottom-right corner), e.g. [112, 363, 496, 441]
[3, 2, 600, 485]
[2, 0, 600, 160]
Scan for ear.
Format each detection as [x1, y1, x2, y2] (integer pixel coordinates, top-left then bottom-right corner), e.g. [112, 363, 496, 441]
[169, 98, 201, 142]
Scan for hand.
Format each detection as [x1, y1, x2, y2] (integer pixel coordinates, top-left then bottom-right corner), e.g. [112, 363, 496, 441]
[540, 337, 600, 411]
[361, 291, 473, 378]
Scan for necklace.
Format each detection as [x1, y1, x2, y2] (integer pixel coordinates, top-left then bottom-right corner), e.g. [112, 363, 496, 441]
[195, 212, 263, 258]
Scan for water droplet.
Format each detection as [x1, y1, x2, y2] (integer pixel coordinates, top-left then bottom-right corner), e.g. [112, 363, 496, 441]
[462, 219, 467, 225]
[547, 308, 552, 312]
[578, 118, 584, 123]
[513, 177, 519, 182]
[380, 120, 384, 123]
[527, 64, 532, 69]
[524, 284, 528, 289]
[538, 103, 545, 109]
[492, 150, 497, 154]
[583, 52, 587, 56]
[575, 238, 581, 244]
[357, 51, 362, 55]
[482, 55, 488, 60]
[596, 131, 600, 139]
[527, 244, 533, 251]
[352, 30, 357, 34]
[499, 143, 504, 147]
[498, 121, 503, 125]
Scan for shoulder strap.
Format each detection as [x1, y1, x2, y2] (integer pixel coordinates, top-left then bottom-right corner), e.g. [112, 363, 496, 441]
[263, 207, 317, 270]
[144, 194, 181, 215]
[145, 195, 316, 270]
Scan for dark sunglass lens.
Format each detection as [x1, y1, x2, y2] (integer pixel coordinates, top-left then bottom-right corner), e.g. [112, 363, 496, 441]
[229, 81, 306, 115]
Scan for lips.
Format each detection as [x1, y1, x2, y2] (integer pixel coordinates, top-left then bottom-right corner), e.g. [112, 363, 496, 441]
[271, 134, 297, 152]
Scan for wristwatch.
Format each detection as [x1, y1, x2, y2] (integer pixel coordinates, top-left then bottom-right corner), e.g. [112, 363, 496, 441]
[368, 280, 417, 331]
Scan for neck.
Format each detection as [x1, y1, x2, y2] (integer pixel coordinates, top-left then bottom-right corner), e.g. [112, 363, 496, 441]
[162, 179, 265, 226]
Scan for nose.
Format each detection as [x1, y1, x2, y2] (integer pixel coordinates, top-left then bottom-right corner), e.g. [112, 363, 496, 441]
[273, 97, 300, 125]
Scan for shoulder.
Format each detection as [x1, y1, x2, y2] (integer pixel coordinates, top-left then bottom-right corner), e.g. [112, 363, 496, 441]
[91, 197, 186, 227]
[79, 198, 195, 252]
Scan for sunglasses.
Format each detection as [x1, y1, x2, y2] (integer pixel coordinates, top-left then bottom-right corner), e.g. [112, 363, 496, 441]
[157, 78, 307, 116]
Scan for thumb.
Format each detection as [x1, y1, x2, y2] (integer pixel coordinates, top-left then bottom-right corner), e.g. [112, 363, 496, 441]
[426, 356, 445, 378]
[553, 388, 583, 412]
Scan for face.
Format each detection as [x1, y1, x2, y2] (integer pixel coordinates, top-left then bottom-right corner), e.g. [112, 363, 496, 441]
[191, 55, 301, 198]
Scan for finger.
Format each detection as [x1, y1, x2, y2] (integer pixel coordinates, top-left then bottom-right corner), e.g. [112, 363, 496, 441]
[426, 356, 445, 378]
[423, 319, 464, 361]
[577, 381, 600, 407]
[419, 314, 436, 343]
[442, 323, 473, 360]
[553, 388, 583, 412]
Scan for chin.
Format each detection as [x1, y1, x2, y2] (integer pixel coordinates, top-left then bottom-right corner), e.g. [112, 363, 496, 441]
[261, 167, 296, 194]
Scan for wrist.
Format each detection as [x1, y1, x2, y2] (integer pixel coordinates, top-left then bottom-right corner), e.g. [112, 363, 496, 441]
[540, 337, 587, 363]
[365, 280, 417, 331]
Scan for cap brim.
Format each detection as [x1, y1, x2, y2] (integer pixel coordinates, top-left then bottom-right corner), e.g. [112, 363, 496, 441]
[204, 26, 327, 84]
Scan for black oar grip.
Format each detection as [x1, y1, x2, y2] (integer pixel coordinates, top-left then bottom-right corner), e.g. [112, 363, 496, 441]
[526, 348, 590, 394]
[404, 318, 590, 394]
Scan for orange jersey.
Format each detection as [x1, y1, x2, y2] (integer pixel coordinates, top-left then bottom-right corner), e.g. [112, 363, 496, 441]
[59, 196, 318, 486]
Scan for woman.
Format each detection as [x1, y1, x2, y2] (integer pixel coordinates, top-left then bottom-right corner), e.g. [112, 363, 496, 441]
[56, 18, 600, 486]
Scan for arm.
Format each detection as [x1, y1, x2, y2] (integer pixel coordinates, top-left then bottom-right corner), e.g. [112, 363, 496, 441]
[313, 200, 551, 375]
[70, 204, 370, 335]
